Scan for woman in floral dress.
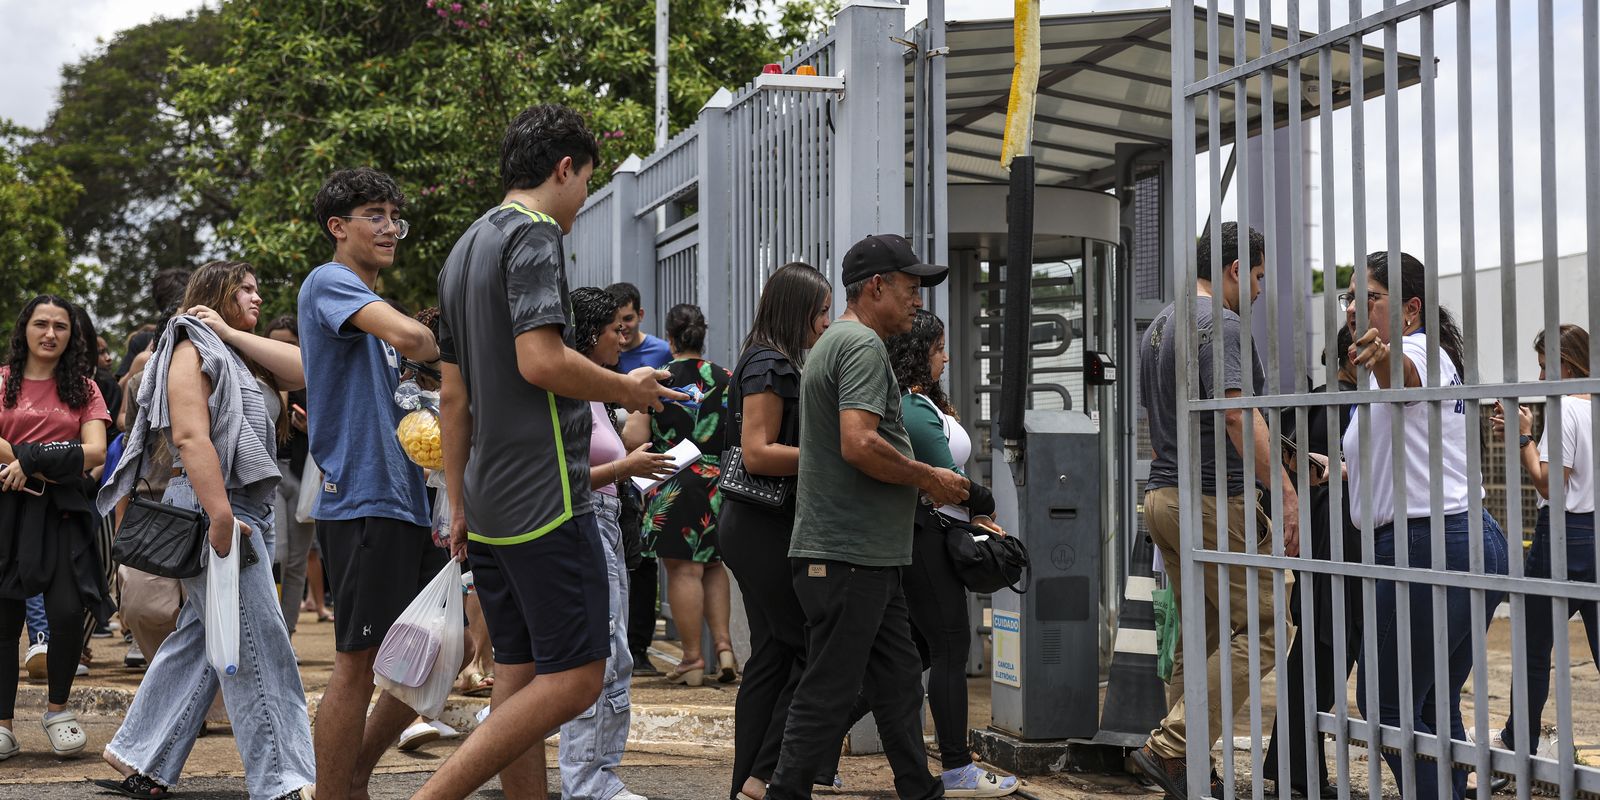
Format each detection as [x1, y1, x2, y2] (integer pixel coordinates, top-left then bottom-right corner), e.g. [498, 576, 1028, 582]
[625, 303, 736, 686]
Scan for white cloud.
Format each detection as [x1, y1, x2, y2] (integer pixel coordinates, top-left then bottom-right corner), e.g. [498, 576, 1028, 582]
[0, 0, 204, 129]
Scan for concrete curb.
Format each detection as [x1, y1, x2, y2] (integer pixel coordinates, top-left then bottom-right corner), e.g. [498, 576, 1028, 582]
[21, 685, 736, 747]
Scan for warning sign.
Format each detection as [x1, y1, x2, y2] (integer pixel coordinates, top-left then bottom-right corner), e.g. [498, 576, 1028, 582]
[992, 610, 1021, 688]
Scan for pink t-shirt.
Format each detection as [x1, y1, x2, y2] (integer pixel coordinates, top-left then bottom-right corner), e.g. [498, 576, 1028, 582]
[589, 402, 626, 497]
[0, 367, 110, 445]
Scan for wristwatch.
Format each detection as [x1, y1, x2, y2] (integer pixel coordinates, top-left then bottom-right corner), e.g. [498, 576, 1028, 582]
[1520, 434, 1535, 450]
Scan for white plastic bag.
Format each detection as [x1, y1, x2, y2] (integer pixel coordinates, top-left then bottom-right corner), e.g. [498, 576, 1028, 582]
[295, 455, 320, 524]
[205, 520, 242, 677]
[374, 561, 464, 718]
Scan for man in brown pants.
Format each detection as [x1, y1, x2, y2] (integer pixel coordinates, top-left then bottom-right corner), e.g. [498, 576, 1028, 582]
[1133, 222, 1311, 800]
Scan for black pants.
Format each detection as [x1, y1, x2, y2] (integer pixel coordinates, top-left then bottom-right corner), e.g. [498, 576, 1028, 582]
[1263, 570, 1360, 791]
[721, 501, 806, 797]
[767, 559, 940, 800]
[0, 540, 87, 718]
[627, 555, 659, 661]
[903, 518, 973, 771]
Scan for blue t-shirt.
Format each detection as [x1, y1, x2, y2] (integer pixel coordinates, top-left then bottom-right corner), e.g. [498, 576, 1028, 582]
[297, 262, 429, 526]
[617, 334, 672, 373]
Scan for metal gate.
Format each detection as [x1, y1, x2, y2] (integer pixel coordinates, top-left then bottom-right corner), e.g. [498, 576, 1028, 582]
[1170, 3, 1600, 800]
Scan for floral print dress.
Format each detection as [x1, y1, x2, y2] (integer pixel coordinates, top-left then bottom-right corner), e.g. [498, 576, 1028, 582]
[642, 357, 733, 563]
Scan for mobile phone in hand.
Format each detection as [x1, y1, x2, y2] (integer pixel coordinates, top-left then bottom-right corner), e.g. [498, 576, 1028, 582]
[0, 464, 46, 496]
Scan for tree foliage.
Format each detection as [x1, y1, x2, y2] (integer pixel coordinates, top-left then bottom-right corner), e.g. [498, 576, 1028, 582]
[0, 124, 87, 328]
[169, 0, 831, 318]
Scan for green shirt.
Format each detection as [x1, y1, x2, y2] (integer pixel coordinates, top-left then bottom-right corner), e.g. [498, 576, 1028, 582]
[790, 320, 919, 567]
[900, 392, 960, 474]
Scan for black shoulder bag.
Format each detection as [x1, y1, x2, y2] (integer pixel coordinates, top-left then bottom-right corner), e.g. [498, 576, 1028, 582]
[717, 354, 792, 509]
[111, 443, 207, 579]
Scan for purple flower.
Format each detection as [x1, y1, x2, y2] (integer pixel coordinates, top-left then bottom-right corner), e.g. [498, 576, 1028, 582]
[437, 8, 447, 16]
[426, 0, 435, 7]
[450, 2, 462, 11]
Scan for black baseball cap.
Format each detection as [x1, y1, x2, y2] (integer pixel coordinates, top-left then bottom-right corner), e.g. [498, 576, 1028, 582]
[840, 234, 949, 288]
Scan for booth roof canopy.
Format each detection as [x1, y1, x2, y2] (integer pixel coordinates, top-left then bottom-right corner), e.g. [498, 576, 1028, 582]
[915, 6, 1423, 191]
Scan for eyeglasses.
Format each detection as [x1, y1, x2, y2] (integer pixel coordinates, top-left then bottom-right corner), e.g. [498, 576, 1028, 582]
[1336, 290, 1388, 310]
[336, 214, 410, 239]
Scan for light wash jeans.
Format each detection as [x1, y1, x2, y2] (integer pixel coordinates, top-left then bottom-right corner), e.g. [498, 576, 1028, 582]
[270, 463, 315, 634]
[559, 491, 635, 800]
[106, 478, 314, 799]
[24, 594, 47, 644]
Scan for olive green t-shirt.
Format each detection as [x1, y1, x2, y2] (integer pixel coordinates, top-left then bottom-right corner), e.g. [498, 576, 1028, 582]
[790, 319, 919, 567]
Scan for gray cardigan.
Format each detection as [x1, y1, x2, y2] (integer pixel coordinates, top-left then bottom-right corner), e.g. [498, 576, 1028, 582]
[99, 317, 281, 515]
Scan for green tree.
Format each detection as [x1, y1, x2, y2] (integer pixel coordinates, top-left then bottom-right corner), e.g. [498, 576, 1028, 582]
[173, 0, 830, 318]
[1312, 263, 1355, 295]
[0, 124, 89, 329]
[31, 8, 230, 334]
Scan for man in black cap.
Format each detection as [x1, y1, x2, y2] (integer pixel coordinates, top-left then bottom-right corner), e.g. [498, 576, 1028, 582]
[762, 234, 971, 800]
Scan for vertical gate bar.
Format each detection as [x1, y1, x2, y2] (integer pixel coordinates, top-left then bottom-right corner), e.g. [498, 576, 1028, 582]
[1220, 5, 1249, 792]
[1417, 11, 1454, 797]
[1284, 1, 1321, 793]
[911, 25, 927, 266]
[1493, 1, 1533, 792]
[1171, 2, 1209, 797]
[1451, 2, 1494, 791]
[1344, 5, 1382, 795]
[1586, 0, 1600, 676]
[1535, 2, 1573, 797]
[1254, 5, 1282, 796]
[1379, 13, 1420, 798]
[1316, 0, 1354, 790]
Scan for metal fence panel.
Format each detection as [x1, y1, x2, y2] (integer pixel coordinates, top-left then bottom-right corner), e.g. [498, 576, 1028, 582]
[1171, 2, 1600, 799]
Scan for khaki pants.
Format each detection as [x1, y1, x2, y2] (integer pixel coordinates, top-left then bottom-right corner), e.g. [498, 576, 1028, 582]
[1143, 486, 1294, 760]
[117, 565, 182, 659]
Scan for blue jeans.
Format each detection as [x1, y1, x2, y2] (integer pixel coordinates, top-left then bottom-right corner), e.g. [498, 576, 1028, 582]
[558, 491, 635, 800]
[1358, 511, 1509, 800]
[1500, 508, 1599, 752]
[24, 594, 47, 644]
[105, 479, 314, 799]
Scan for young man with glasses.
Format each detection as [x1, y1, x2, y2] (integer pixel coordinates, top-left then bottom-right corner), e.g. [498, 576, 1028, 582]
[299, 167, 447, 800]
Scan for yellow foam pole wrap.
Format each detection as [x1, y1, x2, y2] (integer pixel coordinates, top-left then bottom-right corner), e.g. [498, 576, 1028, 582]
[1000, 0, 1041, 170]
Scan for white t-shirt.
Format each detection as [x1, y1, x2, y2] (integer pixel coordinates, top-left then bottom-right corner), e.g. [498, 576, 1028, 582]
[1342, 331, 1476, 528]
[1537, 395, 1596, 513]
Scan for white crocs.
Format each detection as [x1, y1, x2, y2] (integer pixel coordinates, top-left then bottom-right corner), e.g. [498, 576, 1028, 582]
[42, 710, 87, 756]
[0, 727, 18, 760]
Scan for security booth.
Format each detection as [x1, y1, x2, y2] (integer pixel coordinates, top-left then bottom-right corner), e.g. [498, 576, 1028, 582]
[563, 0, 1439, 779]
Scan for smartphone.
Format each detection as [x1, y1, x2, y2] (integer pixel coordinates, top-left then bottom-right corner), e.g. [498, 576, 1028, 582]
[0, 463, 46, 496]
[291, 403, 307, 420]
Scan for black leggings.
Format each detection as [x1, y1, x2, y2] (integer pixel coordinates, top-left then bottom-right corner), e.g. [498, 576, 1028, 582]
[902, 516, 973, 771]
[0, 539, 87, 719]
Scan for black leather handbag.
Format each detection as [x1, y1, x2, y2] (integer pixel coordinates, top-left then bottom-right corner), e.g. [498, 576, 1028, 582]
[110, 447, 206, 579]
[942, 517, 1030, 594]
[717, 440, 791, 509]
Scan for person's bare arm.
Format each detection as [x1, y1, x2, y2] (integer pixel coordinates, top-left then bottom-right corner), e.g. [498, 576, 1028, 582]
[440, 362, 472, 561]
[622, 412, 652, 450]
[839, 409, 968, 506]
[189, 305, 306, 389]
[349, 301, 440, 363]
[1350, 328, 1422, 390]
[79, 419, 107, 472]
[592, 444, 674, 490]
[1222, 389, 1300, 557]
[168, 342, 246, 556]
[514, 326, 684, 413]
[740, 391, 798, 477]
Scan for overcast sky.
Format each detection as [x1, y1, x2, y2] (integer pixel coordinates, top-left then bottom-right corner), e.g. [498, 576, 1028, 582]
[3, 0, 1590, 279]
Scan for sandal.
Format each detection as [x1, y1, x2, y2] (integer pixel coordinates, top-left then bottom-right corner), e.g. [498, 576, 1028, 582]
[0, 727, 17, 760]
[91, 773, 170, 798]
[459, 671, 494, 697]
[717, 649, 740, 684]
[316, 608, 335, 623]
[664, 661, 705, 687]
[43, 710, 88, 756]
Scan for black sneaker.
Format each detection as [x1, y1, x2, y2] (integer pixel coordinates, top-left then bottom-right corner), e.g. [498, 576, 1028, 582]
[631, 654, 663, 677]
[1132, 745, 1190, 800]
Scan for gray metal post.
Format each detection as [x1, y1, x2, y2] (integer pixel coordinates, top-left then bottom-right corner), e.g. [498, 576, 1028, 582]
[830, 0, 906, 756]
[695, 90, 734, 367]
[609, 156, 655, 299]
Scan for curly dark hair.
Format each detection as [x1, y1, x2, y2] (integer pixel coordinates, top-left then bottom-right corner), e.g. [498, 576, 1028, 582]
[664, 304, 707, 354]
[4, 295, 94, 411]
[501, 104, 600, 192]
[887, 309, 953, 416]
[570, 287, 620, 359]
[313, 167, 406, 246]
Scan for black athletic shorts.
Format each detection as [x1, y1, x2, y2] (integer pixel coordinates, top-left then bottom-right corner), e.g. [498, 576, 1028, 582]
[466, 513, 609, 673]
[317, 516, 448, 652]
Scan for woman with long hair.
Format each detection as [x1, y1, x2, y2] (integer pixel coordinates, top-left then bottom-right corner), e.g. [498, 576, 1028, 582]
[95, 261, 314, 800]
[887, 309, 1017, 797]
[1493, 324, 1597, 756]
[626, 303, 737, 687]
[720, 263, 833, 800]
[1342, 251, 1508, 800]
[557, 287, 673, 800]
[0, 295, 113, 760]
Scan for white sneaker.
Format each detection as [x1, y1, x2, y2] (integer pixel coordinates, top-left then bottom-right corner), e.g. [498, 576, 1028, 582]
[475, 705, 491, 725]
[613, 791, 649, 800]
[124, 640, 147, 669]
[397, 720, 441, 751]
[75, 662, 89, 678]
[24, 634, 47, 681]
[428, 719, 460, 739]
